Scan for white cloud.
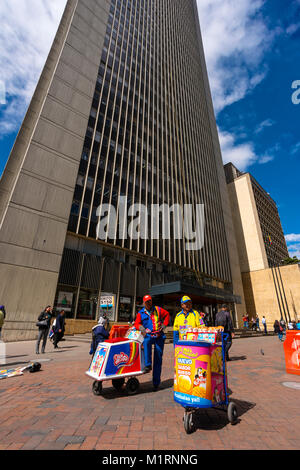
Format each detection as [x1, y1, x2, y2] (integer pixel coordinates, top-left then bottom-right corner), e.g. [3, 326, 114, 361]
[255, 119, 276, 134]
[0, 0, 67, 138]
[286, 234, 300, 243]
[291, 142, 300, 155]
[218, 130, 257, 170]
[219, 129, 276, 170]
[286, 22, 300, 35]
[258, 155, 274, 165]
[287, 244, 300, 259]
[285, 235, 300, 258]
[197, 0, 273, 113]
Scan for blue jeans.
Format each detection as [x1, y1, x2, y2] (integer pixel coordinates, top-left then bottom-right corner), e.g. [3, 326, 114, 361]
[143, 335, 165, 387]
[278, 332, 284, 341]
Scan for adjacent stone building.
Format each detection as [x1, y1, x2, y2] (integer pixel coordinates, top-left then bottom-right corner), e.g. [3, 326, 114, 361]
[225, 162, 298, 327]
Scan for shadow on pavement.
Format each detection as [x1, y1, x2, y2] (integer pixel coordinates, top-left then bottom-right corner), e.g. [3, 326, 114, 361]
[190, 398, 256, 432]
[229, 355, 247, 362]
[0, 361, 30, 368]
[5, 355, 29, 360]
[99, 377, 174, 400]
[46, 346, 80, 354]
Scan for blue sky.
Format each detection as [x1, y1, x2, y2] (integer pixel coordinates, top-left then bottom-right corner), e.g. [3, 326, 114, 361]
[0, 0, 299, 257]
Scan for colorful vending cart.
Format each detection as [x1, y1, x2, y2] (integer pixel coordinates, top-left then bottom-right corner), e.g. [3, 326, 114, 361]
[86, 329, 145, 396]
[174, 333, 238, 434]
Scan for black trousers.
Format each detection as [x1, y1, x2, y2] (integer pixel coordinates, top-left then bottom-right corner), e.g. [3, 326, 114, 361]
[225, 334, 233, 360]
[53, 332, 64, 347]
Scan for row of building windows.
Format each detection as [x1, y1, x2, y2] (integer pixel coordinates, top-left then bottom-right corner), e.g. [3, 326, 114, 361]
[67, 0, 232, 283]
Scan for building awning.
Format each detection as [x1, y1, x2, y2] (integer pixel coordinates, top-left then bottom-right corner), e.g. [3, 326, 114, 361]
[149, 281, 241, 305]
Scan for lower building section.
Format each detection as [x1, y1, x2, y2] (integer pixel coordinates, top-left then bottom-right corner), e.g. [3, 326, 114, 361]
[52, 234, 242, 331]
[242, 264, 300, 329]
[1, 233, 244, 341]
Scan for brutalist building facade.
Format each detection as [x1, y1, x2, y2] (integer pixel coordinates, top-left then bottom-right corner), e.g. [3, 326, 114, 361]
[0, 0, 245, 341]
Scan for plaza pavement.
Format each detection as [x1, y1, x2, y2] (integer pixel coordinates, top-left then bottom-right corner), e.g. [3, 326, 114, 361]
[0, 333, 300, 450]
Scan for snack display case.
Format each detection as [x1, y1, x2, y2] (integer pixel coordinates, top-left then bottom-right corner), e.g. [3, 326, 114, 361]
[174, 328, 238, 434]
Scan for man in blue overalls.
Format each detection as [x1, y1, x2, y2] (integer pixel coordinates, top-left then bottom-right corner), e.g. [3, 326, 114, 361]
[134, 295, 170, 391]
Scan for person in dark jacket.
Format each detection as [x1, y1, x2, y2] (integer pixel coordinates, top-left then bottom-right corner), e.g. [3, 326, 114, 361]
[89, 317, 110, 355]
[53, 310, 66, 349]
[215, 305, 235, 361]
[36, 306, 53, 354]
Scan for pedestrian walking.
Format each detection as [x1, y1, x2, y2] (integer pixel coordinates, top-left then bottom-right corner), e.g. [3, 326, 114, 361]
[89, 317, 110, 356]
[134, 295, 170, 391]
[36, 306, 53, 354]
[280, 319, 286, 334]
[0, 305, 6, 340]
[256, 315, 261, 332]
[53, 310, 66, 349]
[288, 320, 297, 330]
[262, 316, 268, 335]
[243, 315, 249, 329]
[251, 317, 257, 331]
[215, 305, 235, 361]
[274, 320, 284, 341]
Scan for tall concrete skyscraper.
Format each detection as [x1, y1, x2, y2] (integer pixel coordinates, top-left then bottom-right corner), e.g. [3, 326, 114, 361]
[0, 0, 245, 341]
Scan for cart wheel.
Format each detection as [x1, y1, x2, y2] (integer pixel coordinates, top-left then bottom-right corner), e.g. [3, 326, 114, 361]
[227, 402, 238, 424]
[183, 411, 195, 435]
[112, 378, 125, 391]
[126, 378, 140, 395]
[92, 381, 103, 396]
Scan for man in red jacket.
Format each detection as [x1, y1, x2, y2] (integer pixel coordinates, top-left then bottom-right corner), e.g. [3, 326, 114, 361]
[134, 295, 170, 391]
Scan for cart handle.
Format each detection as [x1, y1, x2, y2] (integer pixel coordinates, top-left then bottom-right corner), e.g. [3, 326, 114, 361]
[221, 332, 229, 406]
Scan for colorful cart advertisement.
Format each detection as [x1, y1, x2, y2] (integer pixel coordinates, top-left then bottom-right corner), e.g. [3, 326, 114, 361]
[105, 342, 142, 377]
[88, 344, 109, 379]
[174, 343, 227, 408]
[87, 341, 143, 381]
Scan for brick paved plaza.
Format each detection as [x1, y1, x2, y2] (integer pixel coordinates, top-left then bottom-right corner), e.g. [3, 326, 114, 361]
[0, 334, 300, 451]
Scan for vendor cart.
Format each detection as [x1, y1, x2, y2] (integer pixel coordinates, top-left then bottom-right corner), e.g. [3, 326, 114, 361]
[86, 328, 145, 396]
[174, 333, 238, 434]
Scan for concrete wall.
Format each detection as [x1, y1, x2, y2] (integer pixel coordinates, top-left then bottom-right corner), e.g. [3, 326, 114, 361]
[242, 264, 300, 330]
[227, 175, 269, 273]
[0, 0, 110, 341]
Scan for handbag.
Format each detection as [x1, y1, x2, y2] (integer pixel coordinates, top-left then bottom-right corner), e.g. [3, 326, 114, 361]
[36, 320, 48, 328]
